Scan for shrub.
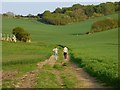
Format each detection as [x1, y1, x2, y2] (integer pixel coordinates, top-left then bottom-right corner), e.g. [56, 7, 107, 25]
[92, 12, 104, 17]
[12, 27, 31, 42]
[91, 18, 119, 33]
[42, 13, 72, 25]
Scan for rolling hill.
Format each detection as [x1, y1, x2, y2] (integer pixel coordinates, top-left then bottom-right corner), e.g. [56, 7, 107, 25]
[2, 13, 119, 87]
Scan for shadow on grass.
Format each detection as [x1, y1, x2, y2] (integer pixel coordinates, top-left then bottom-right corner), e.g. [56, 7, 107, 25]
[37, 19, 54, 25]
[69, 53, 85, 68]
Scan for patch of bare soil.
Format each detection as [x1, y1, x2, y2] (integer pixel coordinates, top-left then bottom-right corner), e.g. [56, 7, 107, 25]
[37, 55, 56, 68]
[2, 71, 19, 80]
[12, 55, 56, 88]
[2, 55, 108, 88]
[67, 55, 108, 88]
[14, 70, 38, 88]
[70, 63, 105, 88]
[46, 55, 56, 67]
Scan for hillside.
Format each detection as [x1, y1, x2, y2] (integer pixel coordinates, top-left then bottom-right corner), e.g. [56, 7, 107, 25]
[2, 14, 118, 43]
[39, 2, 119, 25]
[2, 13, 119, 88]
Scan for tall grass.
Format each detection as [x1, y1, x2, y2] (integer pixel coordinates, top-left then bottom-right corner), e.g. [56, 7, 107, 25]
[2, 41, 52, 70]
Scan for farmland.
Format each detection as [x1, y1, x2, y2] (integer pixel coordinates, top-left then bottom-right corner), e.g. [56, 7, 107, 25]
[2, 13, 119, 88]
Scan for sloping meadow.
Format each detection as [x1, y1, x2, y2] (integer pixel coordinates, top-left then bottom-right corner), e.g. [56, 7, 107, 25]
[2, 13, 119, 87]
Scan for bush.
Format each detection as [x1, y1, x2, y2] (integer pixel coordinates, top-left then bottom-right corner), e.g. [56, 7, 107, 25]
[12, 27, 31, 42]
[92, 13, 104, 18]
[42, 13, 72, 25]
[91, 18, 119, 33]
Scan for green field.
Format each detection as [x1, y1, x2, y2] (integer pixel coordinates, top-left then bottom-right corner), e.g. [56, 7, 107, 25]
[2, 14, 119, 87]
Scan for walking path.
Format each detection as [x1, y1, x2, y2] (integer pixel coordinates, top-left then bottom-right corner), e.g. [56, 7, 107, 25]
[2, 55, 107, 88]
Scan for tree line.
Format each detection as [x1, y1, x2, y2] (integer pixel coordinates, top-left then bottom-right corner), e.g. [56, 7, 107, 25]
[2, 2, 119, 25]
[38, 2, 119, 25]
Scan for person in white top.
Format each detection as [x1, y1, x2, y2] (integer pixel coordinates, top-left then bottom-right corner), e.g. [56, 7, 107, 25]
[53, 47, 58, 60]
[63, 46, 68, 60]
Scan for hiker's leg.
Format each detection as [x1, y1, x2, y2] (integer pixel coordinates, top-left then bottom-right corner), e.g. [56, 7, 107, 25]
[64, 52, 66, 59]
[64, 52, 67, 59]
[56, 55, 58, 60]
[55, 53, 58, 60]
[65, 53, 66, 59]
[65, 54, 67, 59]
[54, 53, 56, 60]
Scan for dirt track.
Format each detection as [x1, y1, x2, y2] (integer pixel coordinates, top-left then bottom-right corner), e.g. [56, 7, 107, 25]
[2, 55, 106, 88]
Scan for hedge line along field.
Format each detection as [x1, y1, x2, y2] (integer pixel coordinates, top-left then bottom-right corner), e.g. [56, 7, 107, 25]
[2, 13, 118, 87]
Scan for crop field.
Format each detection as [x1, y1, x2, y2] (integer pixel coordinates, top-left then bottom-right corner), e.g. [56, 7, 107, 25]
[2, 13, 119, 87]
[70, 28, 118, 86]
[2, 41, 53, 87]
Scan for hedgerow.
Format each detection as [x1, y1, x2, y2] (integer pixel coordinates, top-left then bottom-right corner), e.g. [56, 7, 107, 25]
[91, 18, 119, 33]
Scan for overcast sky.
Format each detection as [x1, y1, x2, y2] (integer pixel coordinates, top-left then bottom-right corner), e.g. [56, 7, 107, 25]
[1, 0, 120, 16]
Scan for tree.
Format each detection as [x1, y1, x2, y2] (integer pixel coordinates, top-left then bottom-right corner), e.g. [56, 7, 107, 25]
[3, 13, 8, 17]
[42, 10, 51, 17]
[70, 8, 87, 22]
[54, 8, 62, 13]
[65, 11, 73, 17]
[104, 2, 115, 15]
[94, 4, 103, 14]
[71, 4, 82, 10]
[114, 2, 120, 12]
[42, 13, 72, 25]
[27, 14, 34, 18]
[39, 1, 118, 25]
[97, 2, 115, 15]
[12, 27, 31, 42]
[84, 5, 95, 17]
[15, 15, 23, 19]
[37, 13, 42, 18]
[3, 12, 15, 17]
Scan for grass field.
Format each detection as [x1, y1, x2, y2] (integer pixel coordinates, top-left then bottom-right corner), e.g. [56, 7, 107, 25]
[70, 28, 118, 86]
[2, 13, 119, 88]
[2, 41, 53, 87]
